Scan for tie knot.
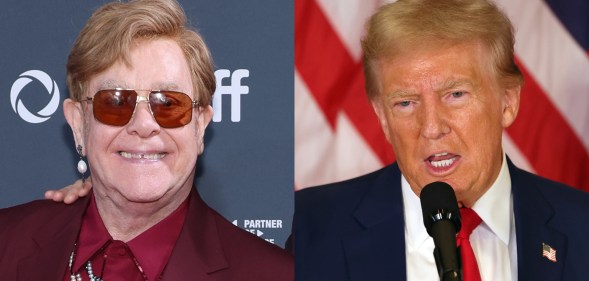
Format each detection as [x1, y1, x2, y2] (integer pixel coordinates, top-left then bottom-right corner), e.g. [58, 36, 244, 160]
[458, 208, 481, 239]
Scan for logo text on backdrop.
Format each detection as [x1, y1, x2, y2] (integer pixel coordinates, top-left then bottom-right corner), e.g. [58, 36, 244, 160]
[213, 69, 249, 122]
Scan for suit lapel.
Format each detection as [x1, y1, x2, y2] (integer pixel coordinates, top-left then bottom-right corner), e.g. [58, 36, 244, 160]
[342, 164, 407, 281]
[510, 160, 566, 280]
[17, 196, 90, 281]
[163, 190, 229, 281]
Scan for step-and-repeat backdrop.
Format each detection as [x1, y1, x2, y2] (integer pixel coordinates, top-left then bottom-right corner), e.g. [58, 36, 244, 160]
[0, 0, 293, 247]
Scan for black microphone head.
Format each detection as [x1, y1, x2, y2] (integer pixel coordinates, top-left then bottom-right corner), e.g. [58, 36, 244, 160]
[420, 181, 461, 236]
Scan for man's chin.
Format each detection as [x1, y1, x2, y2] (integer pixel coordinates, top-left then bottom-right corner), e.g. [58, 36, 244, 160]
[118, 188, 171, 204]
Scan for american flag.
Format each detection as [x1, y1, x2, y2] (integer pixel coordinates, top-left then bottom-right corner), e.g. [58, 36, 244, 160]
[542, 243, 557, 262]
[295, 0, 589, 192]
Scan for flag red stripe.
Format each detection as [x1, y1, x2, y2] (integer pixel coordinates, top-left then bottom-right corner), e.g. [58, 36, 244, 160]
[507, 59, 589, 191]
[340, 65, 396, 163]
[295, 0, 355, 128]
[295, 0, 394, 164]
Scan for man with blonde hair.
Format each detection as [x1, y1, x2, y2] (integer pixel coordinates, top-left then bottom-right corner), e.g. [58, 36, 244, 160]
[295, 0, 589, 280]
[0, 1, 292, 280]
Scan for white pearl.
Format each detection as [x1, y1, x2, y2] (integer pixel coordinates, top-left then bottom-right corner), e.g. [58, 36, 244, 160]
[77, 159, 87, 174]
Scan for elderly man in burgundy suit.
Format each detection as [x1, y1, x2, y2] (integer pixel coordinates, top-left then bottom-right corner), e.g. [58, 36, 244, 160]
[0, 1, 292, 280]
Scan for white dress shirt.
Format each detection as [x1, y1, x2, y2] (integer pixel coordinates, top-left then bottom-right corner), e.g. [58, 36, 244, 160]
[402, 153, 518, 281]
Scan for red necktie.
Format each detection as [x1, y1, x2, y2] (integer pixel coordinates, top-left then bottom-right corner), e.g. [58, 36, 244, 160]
[457, 208, 482, 281]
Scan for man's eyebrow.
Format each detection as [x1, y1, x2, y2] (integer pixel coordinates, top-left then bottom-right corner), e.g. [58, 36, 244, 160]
[384, 90, 419, 99]
[155, 82, 181, 91]
[95, 81, 182, 91]
[382, 78, 478, 98]
[437, 78, 477, 92]
[97, 80, 126, 90]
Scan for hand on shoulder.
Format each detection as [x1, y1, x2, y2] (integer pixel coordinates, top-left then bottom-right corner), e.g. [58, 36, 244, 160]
[44, 177, 92, 204]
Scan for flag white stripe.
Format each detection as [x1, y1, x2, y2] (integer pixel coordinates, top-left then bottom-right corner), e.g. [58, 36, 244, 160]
[503, 133, 535, 173]
[316, 0, 388, 61]
[329, 112, 383, 183]
[295, 70, 382, 189]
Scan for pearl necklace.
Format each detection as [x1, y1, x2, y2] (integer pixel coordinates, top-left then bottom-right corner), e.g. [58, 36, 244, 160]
[69, 249, 104, 281]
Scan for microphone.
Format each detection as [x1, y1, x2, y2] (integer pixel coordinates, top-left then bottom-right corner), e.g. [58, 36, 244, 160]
[420, 181, 462, 281]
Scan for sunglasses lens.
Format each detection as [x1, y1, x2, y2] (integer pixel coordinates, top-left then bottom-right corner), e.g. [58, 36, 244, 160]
[92, 90, 136, 126]
[149, 91, 193, 128]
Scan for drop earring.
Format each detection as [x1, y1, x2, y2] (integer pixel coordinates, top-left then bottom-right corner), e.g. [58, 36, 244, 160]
[76, 145, 88, 182]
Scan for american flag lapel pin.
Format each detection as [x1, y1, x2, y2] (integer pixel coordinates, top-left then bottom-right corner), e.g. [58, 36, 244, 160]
[542, 243, 557, 262]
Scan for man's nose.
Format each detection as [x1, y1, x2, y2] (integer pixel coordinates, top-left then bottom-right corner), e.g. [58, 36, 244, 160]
[126, 98, 161, 137]
[419, 101, 450, 139]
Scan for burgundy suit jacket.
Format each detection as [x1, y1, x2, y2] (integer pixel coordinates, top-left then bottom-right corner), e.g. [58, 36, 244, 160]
[0, 190, 293, 280]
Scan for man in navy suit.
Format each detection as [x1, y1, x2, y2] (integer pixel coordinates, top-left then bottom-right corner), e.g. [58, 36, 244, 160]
[294, 0, 589, 280]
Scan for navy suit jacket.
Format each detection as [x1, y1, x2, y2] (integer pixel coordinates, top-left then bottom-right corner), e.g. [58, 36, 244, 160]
[294, 159, 589, 281]
[0, 190, 293, 281]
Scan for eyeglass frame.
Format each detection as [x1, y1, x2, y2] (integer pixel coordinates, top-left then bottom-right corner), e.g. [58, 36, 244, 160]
[78, 88, 201, 128]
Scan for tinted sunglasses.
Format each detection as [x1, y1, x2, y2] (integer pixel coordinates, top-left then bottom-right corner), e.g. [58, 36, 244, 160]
[80, 89, 199, 128]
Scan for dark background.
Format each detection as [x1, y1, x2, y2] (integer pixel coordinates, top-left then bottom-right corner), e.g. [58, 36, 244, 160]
[0, 0, 293, 247]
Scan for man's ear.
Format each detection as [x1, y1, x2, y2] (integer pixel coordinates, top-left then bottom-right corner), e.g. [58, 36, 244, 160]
[501, 85, 521, 128]
[371, 99, 392, 144]
[63, 99, 86, 153]
[196, 105, 213, 154]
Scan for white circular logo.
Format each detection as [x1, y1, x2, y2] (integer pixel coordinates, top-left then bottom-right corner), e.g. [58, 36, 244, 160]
[10, 70, 61, 124]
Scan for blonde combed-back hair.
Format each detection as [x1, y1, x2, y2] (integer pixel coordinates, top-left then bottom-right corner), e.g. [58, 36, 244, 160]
[67, 0, 215, 106]
[361, 0, 523, 99]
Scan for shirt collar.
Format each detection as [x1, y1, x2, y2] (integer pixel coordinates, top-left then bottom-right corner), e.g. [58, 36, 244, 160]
[401, 173, 429, 250]
[73, 193, 189, 281]
[402, 152, 512, 249]
[471, 152, 512, 245]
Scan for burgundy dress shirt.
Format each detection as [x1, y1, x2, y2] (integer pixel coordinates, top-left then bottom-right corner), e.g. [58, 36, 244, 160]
[64, 195, 188, 281]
